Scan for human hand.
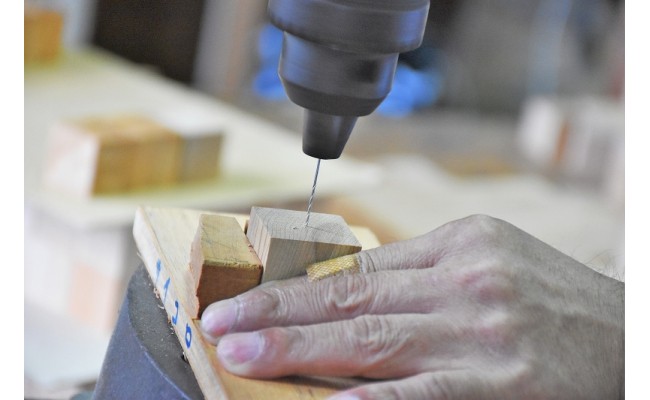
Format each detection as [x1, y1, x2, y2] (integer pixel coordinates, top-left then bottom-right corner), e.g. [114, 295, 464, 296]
[200, 215, 624, 399]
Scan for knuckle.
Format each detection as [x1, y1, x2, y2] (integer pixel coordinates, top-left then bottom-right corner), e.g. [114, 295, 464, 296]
[466, 213, 502, 231]
[422, 373, 455, 400]
[454, 260, 515, 304]
[323, 275, 374, 317]
[348, 315, 403, 365]
[474, 311, 516, 351]
[358, 249, 382, 273]
[260, 325, 313, 361]
[238, 287, 284, 325]
[461, 214, 507, 246]
[261, 325, 291, 350]
[508, 360, 543, 397]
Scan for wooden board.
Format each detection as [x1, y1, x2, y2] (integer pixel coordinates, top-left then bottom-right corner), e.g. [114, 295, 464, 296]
[247, 207, 362, 283]
[133, 206, 379, 399]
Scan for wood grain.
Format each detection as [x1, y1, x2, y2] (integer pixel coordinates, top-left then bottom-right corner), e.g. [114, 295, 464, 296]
[190, 214, 262, 317]
[133, 206, 378, 399]
[247, 207, 362, 283]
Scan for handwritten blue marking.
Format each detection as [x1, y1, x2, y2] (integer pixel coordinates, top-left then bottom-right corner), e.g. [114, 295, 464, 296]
[163, 277, 171, 304]
[156, 260, 161, 284]
[185, 324, 192, 349]
[172, 300, 179, 325]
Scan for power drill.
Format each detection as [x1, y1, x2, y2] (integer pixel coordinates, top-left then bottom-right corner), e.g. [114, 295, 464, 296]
[268, 0, 430, 160]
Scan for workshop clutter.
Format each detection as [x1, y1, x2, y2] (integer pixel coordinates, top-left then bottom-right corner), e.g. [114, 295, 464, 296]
[43, 113, 224, 197]
[517, 95, 624, 209]
[25, 205, 139, 334]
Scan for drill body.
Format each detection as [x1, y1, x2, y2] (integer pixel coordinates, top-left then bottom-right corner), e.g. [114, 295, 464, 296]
[268, 0, 430, 159]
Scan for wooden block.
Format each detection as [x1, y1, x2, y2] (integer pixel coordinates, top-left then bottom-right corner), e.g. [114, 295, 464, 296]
[190, 214, 262, 317]
[81, 115, 183, 191]
[44, 114, 183, 196]
[133, 206, 378, 399]
[179, 131, 224, 182]
[82, 116, 141, 193]
[24, 5, 63, 64]
[247, 207, 362, 283]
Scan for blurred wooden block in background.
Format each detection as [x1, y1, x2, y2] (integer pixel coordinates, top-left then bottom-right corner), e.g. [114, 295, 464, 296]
[180, 131, 224, 182]
[247, 207, 362, 283]
[43, 114, 224, 197]
[190, 214, 262, 317]
[24, 5, 64, 64]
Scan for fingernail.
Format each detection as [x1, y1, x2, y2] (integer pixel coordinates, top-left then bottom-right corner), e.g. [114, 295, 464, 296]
[201, 299, 237, 338]
[218, 332, 263, 366]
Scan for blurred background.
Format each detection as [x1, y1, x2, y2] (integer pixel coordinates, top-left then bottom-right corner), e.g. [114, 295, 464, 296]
[24, 0, 625, 398]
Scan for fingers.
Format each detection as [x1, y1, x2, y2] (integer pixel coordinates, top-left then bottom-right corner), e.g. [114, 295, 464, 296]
[328, 371, 491, 400]
[201, 268, 456, 340]
[356, 233, 440, 274]
[200, 224, 456, 341]
[201, 214, 521, 343]
[215, 314, 466, 379]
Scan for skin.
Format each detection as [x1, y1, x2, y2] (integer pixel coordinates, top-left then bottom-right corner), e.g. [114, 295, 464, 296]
[201, 215, 625, 400]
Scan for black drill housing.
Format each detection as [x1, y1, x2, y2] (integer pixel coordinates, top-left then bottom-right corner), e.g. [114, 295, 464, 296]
[268, 0, 429, 159]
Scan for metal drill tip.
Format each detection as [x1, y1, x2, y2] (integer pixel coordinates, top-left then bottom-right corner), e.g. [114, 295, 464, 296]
[305, 158, 321, 227]
[302, 110, 357, 160]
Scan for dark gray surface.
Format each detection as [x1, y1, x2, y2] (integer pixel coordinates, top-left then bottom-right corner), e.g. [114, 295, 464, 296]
[92, 265, 204, 400]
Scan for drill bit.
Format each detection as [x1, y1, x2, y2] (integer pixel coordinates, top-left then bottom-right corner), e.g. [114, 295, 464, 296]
[305, 158, 321, 227]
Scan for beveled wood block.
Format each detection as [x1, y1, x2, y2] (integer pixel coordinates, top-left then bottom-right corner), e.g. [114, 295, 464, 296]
[246, 207, 362, 283]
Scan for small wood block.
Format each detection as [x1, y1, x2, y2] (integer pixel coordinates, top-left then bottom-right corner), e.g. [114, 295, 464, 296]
[44, 114, 183, 196]
[247, 207, 362, 283]
[112, 115, 183, 189]
[24, 5, 63, 64]
[179, 131, 224, 182]
[190, 214, 262, 317]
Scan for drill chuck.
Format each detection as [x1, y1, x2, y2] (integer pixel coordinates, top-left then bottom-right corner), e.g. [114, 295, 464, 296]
[268, 0, 429, 159]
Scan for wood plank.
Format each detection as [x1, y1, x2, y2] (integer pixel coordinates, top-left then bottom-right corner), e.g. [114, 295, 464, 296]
[190, 214, 262, 317]
[247, 207, 362, 283]
[133, 206, 377, 399]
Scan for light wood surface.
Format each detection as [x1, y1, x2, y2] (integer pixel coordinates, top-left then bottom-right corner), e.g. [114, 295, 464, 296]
[133, 206, 379, 399]
[190, 214, 262, 317]
[247, 207, 362, 283]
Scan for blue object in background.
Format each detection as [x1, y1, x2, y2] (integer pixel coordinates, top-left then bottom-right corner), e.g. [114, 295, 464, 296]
[252, 23, 442, 115]
[252, 24, 287, 101]
[377, 63, 442, 117]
